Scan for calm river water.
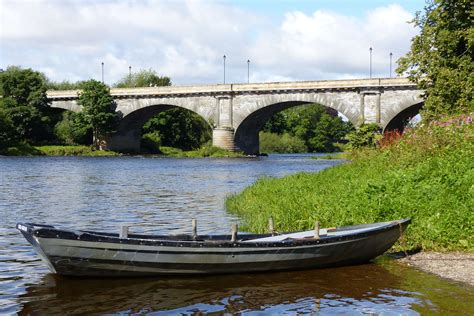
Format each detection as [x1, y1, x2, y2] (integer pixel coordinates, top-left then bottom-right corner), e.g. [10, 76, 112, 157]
[0, 155, 472, 315]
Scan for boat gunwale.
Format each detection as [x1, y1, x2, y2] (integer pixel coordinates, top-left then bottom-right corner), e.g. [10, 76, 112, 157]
[17, 219, 411, 249]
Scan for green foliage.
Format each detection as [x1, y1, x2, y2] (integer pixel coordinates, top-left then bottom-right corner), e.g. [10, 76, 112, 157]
[77, 80, 120, 149]
[346, 123, 382, 149]
[0, 66, 49, 111]
[2, 106, 45, 142]
[141, 131, 162, 153]
[54, 111, 92, 145]
[263, 104, 354, 153]
[259, 132, 307, 153]
[226, 114, 474, 251]
[114, 69, 171, 88]
[185, 145, 244, 158]
[35, 145, 118, 156]
[143, 108, 211, 151]
[0, 142, 44, 156]
[0, 109, 19, 149]
[397, 0, 473, 120]
[160, 145, 244, 158]
[0, 66, 56, 144]
[46, 80, 88, 90]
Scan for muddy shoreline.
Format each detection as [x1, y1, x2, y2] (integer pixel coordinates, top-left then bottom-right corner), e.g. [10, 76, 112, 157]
[397, 252, 474, 286]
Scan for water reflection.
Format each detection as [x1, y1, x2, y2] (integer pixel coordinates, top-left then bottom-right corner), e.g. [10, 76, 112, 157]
[20, 263, 424, 315]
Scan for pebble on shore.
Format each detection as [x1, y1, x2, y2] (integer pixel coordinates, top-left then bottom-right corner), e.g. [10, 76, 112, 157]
[399, 252, 474, 286]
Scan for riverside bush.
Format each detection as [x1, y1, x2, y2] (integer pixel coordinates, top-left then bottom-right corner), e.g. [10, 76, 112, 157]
[226, 113, 474, 251]
[259, 132, 307, 153]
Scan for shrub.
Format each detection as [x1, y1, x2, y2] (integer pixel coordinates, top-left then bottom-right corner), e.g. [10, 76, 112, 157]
[346, 123, 382, 149]
[141, 131, 162, 153]
[260, 132, 307, 153]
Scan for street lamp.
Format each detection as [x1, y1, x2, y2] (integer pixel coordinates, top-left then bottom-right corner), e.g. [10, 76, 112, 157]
[247, 59, 250, 83]
[389, 52, 393, 78]
[129, 65, 132, 85]
[101, 62, 104, 83]
[369, 47, 373, 78]
[223, 55, 226, 84]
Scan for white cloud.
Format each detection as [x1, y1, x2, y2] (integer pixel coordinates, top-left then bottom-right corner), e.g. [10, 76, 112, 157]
[0, 1, 417, 85]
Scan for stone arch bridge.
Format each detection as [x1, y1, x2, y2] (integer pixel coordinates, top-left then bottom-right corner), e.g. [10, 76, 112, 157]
[48, 78, 423, 154]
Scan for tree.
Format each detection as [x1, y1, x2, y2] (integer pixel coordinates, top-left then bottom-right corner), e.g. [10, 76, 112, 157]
[263, 104, 354, 152]
[54, 111, 92, 145]
[0, 109, 18, 150]
[46, 80, 88, 90]
[397, 0, 473, 120]
[0, 66, 54, 143]
[77, 80, 120, 149]
[114, 69, 171, 88]
[346, 123, 382, 149]
[143, 109, 211, 150]
[0, 66, 49, 111]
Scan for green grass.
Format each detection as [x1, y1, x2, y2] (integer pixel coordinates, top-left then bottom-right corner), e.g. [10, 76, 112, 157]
[0, 142, 44, 156]
[311, 153, 348, 160]
[160, 145, 245, 158]
[226, 115, 474, 251]
[35, 145, 119, 156]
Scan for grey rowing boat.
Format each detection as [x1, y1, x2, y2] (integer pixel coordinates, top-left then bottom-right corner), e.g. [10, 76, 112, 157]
[17, 218, 410, 277]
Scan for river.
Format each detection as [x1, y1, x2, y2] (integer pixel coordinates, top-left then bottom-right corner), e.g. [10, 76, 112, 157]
[0, 155, 472, 315]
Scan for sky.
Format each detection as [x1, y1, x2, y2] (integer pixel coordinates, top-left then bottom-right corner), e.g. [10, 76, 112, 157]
[0, 0, 426, 86]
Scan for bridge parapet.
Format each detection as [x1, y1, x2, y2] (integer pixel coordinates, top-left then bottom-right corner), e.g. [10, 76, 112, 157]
[47, 78, 417, 100]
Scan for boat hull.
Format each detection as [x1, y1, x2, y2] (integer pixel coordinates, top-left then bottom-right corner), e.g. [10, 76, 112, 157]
[17, 219, 410, 277]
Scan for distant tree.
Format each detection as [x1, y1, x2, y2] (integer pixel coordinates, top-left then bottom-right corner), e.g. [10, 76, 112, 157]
[143, 109, 211, 150]
[54, 111, 92, 145]
[397, 0, 473, 119]
[0, 66, 55, 143]
[259, 131, 307, 153]
[0, 109, 18, 150]
[77, 80, 120, 149]
[263, 104, 353, 152]
[114, 69, 171, 88]
[46, 80, 88, 90]
[0, 66, 49, 111]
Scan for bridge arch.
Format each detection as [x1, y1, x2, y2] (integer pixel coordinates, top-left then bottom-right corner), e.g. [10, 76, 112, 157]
[233, 93, 358, 154]
[107, 102, 213, 152]
[384, 101, 424, 132]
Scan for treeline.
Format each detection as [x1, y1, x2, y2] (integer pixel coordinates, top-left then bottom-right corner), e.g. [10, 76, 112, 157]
[260, 105, 354, 153]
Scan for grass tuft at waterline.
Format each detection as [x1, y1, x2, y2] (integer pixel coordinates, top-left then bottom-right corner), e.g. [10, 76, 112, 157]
[226, 114, 474, 251]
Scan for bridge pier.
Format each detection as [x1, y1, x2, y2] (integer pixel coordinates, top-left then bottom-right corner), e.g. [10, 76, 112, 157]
[212, 127, 240, 152]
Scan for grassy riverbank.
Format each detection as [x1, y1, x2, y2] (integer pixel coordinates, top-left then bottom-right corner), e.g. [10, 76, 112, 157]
[159, 145, 245, 158]
[0, 144, 119, 156]
[226, 114, 474, 251]
[1, 143, 243, 158]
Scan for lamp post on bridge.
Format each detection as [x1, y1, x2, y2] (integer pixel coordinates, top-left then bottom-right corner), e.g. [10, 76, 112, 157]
[369, 47, 373, 78]
[223, 55, 226, 84]
[101, 62, 104, 83]
[389, 52, 393, 78]
[247, 59, 250, 83]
